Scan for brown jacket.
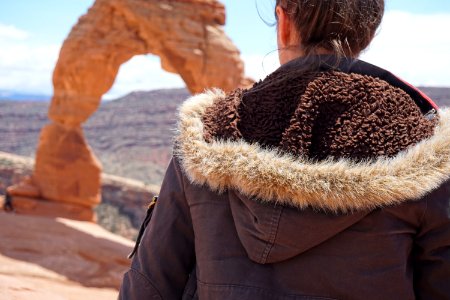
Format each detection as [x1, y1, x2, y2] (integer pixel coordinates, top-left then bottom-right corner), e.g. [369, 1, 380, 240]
[119, 57, 450, 299]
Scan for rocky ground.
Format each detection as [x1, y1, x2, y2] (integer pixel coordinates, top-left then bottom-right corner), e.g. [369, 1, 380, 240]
[0, 211, 134, 300]
[0, 153, 152, 299]
[0, 152, 157, 299]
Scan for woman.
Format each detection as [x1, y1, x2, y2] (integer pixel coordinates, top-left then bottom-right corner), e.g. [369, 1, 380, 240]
[120, 0, 450, 299]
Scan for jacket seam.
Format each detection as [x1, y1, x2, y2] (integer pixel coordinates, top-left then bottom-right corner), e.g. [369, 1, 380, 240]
[173, 157, 194, 224]
[419, 197, 428, 228]
[260, 206, 283, 263]
[174, 157, 188, 200]
[129, 267, 163, 298]
[172, 157, 197, 275]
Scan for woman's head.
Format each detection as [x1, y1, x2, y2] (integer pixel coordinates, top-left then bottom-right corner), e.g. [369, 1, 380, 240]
[275, 0, 384, 63]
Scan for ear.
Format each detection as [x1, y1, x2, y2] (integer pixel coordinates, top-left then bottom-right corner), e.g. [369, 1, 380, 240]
[276, 5, 291, 48]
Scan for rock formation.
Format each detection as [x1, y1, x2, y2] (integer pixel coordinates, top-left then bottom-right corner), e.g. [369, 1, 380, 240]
[0, 211, 134, 299]
[7, 0, 249, 221]
[1, 151, 159, 240]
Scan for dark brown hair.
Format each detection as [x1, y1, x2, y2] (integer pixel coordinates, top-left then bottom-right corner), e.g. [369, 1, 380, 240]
[276, 0, 384, 57]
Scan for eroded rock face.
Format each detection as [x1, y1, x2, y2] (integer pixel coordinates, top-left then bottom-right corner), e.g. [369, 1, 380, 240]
[34, 124, 101, 206]
[9, 0, 249, 219]
[50, 0, 247, 126]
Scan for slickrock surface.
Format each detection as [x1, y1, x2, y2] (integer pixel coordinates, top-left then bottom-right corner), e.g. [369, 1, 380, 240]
[4, 196, 97, 222]
[0, 211, 134, 300]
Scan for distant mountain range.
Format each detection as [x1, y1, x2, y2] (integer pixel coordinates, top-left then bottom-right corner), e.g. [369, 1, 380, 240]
[0, 88, 189, 186]
[419, 87, 450, 107]
[0, 90, 51, 102]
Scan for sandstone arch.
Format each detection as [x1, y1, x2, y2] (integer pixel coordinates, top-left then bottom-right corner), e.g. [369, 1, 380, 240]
[7, 0, 249, 221]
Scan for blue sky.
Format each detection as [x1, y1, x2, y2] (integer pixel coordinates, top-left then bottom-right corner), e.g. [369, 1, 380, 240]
[1, 0, 450, 98]
[1, 0, 449, 53]
[226, 0, 450, 53]
[0, 0, 94, 44]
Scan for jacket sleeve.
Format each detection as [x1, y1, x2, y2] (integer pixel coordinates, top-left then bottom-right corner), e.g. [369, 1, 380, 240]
[119, 158, 195, 299]
[413, 181, 450, 299]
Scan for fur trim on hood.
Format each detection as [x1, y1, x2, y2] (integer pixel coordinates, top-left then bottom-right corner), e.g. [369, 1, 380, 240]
[175, 89, 450, 213]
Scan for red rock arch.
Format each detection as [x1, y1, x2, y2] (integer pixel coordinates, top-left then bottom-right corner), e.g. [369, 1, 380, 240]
[8, 0, 248, 220]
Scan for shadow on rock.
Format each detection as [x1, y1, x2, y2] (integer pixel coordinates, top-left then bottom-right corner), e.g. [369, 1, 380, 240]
[0, 211, 134, 289]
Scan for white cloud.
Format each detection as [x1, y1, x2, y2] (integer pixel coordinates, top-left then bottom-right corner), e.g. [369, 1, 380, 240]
[242, 52, 280, 82]
[243, 11, 450, 87]
[361, 11, 450, 87]
[0, 23, 59, 95]
[104, 55, 185, 100]
[0, 23, 183, 98]
[0, 44, 60, 95]
[0, 24, 29, 41]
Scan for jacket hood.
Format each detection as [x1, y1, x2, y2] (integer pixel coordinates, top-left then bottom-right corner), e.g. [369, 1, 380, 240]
[174, 58, 450, 263]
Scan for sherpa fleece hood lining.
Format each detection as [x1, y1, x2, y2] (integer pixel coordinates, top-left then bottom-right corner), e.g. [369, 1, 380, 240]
[175, 90, 450, 213]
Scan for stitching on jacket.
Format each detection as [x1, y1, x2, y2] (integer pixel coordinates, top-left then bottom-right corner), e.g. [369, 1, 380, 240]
[174, 157, 189, 206]
[173, 157, 197, 242]
[260, 206, 284, 263]
[197, 279, 337, 299]
[172, 157, 197, 274]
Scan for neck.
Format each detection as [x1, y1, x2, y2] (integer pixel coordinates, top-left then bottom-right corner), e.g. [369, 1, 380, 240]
[278, 46, 303, 65]
[279, 46, 335, 65]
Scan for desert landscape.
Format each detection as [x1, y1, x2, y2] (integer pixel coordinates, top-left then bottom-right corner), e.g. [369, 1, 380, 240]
[0, 0, 249, 297]
[1, 0, 450, 298]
